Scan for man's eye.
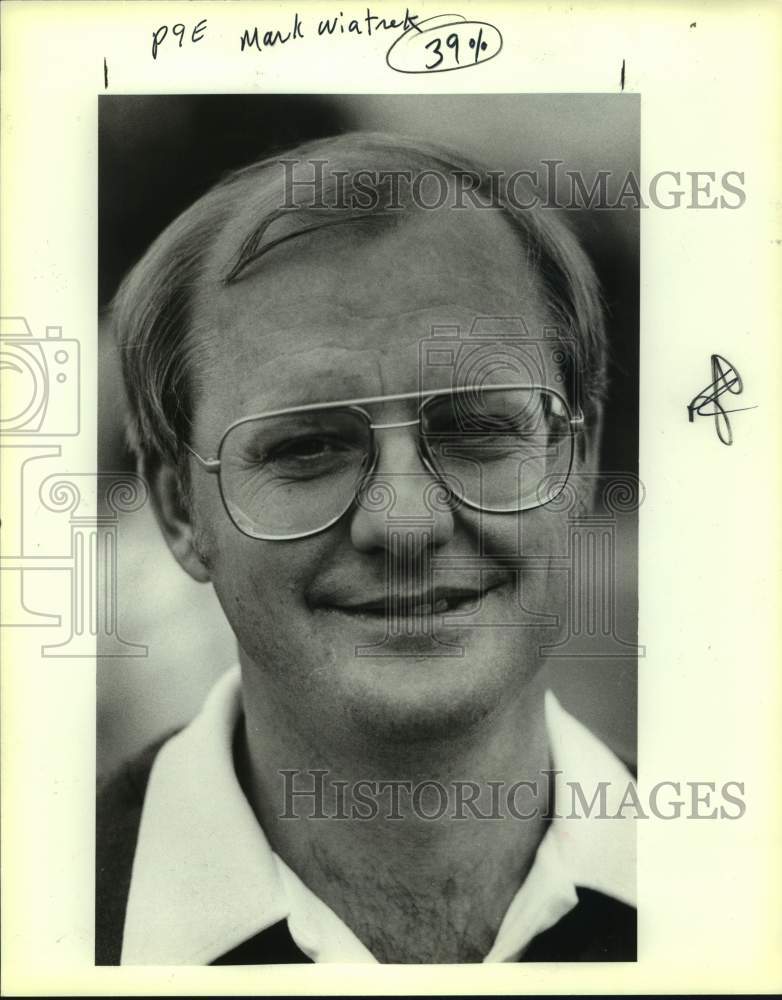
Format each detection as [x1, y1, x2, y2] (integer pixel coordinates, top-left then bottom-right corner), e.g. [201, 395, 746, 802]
[470, 414, 534, 433]
[267, 436, 342, 463]
[439, 413, 540, 437]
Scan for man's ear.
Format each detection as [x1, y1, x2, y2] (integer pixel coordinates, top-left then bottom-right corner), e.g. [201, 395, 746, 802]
[576, 400, 603, 510]
[579, 400, 603, 472]
[143, 455, 212, 583]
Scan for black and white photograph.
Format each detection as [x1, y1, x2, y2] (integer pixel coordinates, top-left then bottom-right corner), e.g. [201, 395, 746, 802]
[2, 2, 781, 995]
[96, 93, 640, 966]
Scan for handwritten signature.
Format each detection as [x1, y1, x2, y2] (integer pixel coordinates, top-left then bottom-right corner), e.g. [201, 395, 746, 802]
[687, 354, 756, 446]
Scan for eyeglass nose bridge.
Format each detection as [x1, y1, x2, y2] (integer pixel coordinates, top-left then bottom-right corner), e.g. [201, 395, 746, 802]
[356, 414, 466, 517]
[368, 417, 421, 431]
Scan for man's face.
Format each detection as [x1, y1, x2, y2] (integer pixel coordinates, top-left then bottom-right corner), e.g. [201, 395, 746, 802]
[181, 204, 598, 745]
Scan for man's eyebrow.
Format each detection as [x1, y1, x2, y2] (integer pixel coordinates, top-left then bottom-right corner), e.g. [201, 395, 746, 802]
[223, 214, 379, 285]
[236, 375, 384, 414]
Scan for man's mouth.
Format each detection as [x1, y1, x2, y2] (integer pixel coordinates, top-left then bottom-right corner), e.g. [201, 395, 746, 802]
[321, 585, 502, 619]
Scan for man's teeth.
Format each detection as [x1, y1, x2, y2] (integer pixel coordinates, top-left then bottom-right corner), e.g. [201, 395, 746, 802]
[406, 598, 450, 614]
[342, 596, 468, 615]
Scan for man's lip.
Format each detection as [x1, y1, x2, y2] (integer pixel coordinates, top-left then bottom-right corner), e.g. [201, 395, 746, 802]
[319, 585, 503, 616]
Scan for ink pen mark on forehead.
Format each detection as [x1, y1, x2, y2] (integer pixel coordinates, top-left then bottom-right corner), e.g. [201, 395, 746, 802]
[222, 214, 387, 286]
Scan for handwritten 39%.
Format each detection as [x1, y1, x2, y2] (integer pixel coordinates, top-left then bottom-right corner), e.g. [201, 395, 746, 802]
[425, 27, 490, 69]
[386, 17, 502, 75]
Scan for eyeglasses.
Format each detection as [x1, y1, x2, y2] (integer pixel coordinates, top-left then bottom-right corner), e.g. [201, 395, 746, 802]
[185, 384, 583, 541]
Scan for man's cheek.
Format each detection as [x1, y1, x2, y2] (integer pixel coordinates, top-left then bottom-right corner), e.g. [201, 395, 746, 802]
[476, 510, 566, 560]
[190, 490, 233, 569]
[215, 572, 296, 668]
[213, 547, 308, 626]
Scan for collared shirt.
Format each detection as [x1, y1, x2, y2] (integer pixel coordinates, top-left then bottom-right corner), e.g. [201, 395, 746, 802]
[121, 666, 635, 964]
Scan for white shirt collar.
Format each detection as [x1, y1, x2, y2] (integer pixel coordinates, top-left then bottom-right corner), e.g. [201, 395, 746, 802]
[121, 667, 635, 965]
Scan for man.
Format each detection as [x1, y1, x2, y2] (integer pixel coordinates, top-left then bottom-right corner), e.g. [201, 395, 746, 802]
[97, 132, 636, 964]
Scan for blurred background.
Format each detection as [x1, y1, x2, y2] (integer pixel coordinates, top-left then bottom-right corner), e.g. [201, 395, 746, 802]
[98, 94, 639, 778]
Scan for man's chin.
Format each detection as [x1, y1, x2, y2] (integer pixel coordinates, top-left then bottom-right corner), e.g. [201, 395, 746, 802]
[334, 642, 530, 746]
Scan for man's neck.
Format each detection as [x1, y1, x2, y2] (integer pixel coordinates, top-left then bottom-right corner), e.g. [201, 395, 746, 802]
[236, 670, 552, 963]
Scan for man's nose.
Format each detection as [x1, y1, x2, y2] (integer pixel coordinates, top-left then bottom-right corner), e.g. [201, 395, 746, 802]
[349, 428, 456, 554]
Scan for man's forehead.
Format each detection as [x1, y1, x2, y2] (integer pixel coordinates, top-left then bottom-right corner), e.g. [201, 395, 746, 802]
[190, 204, 557, 415]
[199, 201, 545, 321]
